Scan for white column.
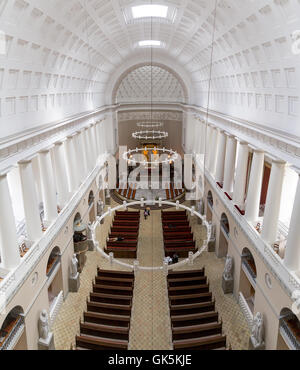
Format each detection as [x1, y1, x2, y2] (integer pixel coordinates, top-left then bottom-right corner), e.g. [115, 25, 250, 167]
[233, 141, 249, 208]
[88, 124, 97, 164]
[85, 127, 95, 170]
[52, 142, 70, 207]
[78, 130, 89, 176]
[223, 135, 237, 194]
[209, 127, 219, 177]
[215, 130, 227, 183]
[205, 125, 213, 168]
[18, 159, 42, 241]
[284, 173, 300, 271]
[64, 136, 80, 191]
[73, 132, 85, 183]
[38, 149, 58, 222]
[245, 148, 264, 222]
[261, 160, 286, 244]
[0, 172, 21, 269]
[94, 122, 101, 157]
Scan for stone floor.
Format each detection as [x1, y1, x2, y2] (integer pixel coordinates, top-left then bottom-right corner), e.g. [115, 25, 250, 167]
[52, 200, 250, 350]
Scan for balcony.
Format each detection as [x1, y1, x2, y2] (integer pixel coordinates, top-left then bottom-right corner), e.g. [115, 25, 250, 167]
[49, 290, 64, 327]
[46, 254, 61, 278]
[279, 315, 300, 350]
[0, 315, 25, 351]
[242, 256, 257, 288]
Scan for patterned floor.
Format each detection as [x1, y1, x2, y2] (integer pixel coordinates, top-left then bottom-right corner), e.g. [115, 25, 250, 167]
[52, 200, 250, 350]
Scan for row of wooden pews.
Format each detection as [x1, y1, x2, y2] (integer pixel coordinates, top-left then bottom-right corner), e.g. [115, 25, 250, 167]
[167, 268, 228, 350]
[75, 269, 134, 350]
[162, 211, 196, 258]
[105, 211, 140, 258]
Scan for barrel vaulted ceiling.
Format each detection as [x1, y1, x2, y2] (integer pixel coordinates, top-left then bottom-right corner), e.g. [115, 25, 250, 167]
[0, 0, 300, 139]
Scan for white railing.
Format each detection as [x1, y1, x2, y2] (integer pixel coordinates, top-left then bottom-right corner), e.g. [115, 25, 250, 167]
[0, 154, 108, 315]
[50, 290, 64, 328]
[239, 292, 254, 330]
[0, 315, 25, 350]
[94, 199, 211, 271]
[203, 167, 300, 298]
[279, 316, 300, 350]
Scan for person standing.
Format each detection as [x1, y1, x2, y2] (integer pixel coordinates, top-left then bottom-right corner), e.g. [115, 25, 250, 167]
[144, 209, 148, 220]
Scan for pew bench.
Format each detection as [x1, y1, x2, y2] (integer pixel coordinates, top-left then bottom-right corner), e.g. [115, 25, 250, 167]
[76, 334, 128, 350]
[173, 334, 226, 350]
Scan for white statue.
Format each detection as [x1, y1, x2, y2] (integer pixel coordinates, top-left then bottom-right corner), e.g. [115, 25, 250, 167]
[223, 255, 233, 280]
[291, 30, 300, 55]
[70, 254, 78, 278]
[38, 309, 50, 340]
[251, 312, 264, 348]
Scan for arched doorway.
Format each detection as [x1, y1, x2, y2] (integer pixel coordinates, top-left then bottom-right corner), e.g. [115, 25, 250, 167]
[239, 248, 257, 317]
[46, 246, 63, 321]
[88, 190, 96, 223]
[0, 306, 27, 350]
[206, 191, 213, 222]
[218, 212, 230, 258]
[277, 308, 300, 350]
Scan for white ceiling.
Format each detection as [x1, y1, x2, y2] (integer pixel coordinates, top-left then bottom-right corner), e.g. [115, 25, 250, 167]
[0, 0, 300, 138]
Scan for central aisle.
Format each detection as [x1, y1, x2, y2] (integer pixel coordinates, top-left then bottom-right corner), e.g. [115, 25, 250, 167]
[129, 209, 173, 350]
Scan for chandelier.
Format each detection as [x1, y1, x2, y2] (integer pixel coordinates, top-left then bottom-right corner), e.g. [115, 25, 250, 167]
[123, 147, 178, 166]
[136, 121, 163, 128]
[132, 130, 168, 140]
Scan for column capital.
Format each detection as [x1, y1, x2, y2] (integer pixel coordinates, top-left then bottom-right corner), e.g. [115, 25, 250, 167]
[225, 133, 235, 139]
[18, 158, 32, 165]
[235, 137, 248, 145]
[248, 145, 264, 153]
[54, 140, 64, 147]
[39, 148, 50, 155]
[0, 166, 16, 177]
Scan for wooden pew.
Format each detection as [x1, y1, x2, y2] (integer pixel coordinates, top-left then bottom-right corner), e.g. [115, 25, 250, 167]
[173, 334, 226, 350]
[163, 226, 191, 232]
[113, 221, 139, 227]
[164, 240, 195, 248]
[89, 292, 132, 306]
[107, 241, 137, 248]
[87, 301, 132, 316]
[171, 311, 219, 328]
[95, 276, 134, 287]
[97, 268, 134, 279]
[168, 268, 205, 278]
[162, 211, 186, 216]
[76, 335, 128, 350]
[105, 247, 137, 259]
[111, 226, 139, 233]
[172, 322, 222, 341]
[168, 276, 207, 287]
[168, 284, 209, 296]
[93, 283, 133, 296]
[83, 311, 131, 327]
[169, 292, 213, 306]
[114, 214, 140, 220]
[170, 301, 215, 316]
[115, 211, 140, 217]
[110, 232, 138, 238]
[163, 233, 194, 240]
[80, 322, 129, 341]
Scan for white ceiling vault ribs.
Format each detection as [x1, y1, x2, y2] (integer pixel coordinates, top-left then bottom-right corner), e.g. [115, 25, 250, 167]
[0, 0, 300, 141]
[115, 64, 186, 104]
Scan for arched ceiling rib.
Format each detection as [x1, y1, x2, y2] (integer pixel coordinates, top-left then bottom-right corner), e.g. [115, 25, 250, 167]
[0, 0, 300, 138]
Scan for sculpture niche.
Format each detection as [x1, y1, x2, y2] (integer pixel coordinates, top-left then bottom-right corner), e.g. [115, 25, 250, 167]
[38, 310, 55, 350]
[222, 255, 234, 294]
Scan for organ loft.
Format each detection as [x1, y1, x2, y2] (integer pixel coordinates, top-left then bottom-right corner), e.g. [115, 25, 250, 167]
[0, 0, 299, 353]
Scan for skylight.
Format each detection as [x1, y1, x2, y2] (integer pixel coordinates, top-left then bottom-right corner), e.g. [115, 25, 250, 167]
[132, 5, 168, 19]
[138, 40, 162, 47]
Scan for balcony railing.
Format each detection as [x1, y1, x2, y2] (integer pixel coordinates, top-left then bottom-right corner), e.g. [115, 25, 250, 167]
[279, 316, 300, 350]
[239, 292, 253, 330]
[0, 315, 25, 351]
[50, 290, 64, 328]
